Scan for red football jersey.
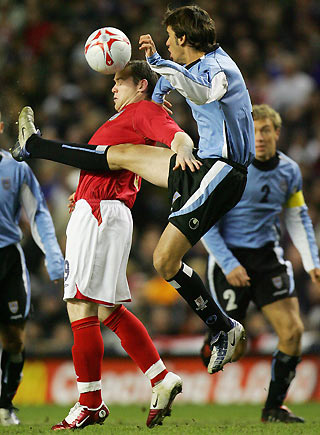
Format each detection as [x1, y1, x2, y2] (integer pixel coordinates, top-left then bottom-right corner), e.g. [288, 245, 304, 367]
[75, 100, 183, 209]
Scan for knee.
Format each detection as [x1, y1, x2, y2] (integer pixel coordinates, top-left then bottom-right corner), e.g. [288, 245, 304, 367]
[4, 337, 24, 354]
[153, 249, 180, 280]
[280, 320, 304, 347]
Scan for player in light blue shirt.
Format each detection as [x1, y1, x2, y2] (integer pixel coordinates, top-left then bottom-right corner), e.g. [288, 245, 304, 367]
[0, 112, 64, 426]
[201, 104, 320, 423]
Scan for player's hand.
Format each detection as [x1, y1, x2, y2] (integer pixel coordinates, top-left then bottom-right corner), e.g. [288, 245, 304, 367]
[226, 265, 251, 287]
[174, 146, 202, 172]
[68, 192, 76, 214]
[139, 34, 157, 57]
[309, 268, 320, 288]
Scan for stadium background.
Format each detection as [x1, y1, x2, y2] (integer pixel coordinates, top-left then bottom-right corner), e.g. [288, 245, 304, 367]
[1, 0, 320, 405]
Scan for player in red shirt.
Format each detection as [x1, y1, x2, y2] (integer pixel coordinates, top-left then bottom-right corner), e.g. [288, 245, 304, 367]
[28, 61, 196, 431]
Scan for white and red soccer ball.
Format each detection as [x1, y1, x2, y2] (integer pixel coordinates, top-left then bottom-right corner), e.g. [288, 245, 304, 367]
[84, 27, 131, 74]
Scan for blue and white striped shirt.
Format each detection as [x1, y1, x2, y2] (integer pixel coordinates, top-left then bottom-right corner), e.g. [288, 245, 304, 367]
[148, 46, 255, 166]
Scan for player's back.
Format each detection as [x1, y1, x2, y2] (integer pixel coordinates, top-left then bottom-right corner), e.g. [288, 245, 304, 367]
[188, 47, 255, 167]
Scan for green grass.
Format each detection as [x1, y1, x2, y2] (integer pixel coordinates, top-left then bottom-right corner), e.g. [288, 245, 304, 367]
[2, 403, 319, 434]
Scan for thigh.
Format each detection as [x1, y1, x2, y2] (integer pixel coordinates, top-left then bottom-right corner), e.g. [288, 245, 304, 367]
[108, 144, 173, 188]
[0, 244, 31, 324]
[98, 304, 119, 322]
[67, 299, 98, 322]
[207, 257, 250, 321]
[262, 297, 301, 336]
[168, 158, 247, 246]
[154, 222, 192, 264]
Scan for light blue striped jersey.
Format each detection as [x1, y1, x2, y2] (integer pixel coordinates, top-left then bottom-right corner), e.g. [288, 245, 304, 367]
[0, 149, 64, 280]
[202, 152, 320, 275]
[148, 46, 255, 166]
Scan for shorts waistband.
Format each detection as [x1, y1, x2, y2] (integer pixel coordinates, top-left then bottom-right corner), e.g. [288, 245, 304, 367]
[218, 157, 248, 174]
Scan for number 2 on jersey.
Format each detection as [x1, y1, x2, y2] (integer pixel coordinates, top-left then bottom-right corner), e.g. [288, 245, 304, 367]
[223, 289, 238, 311]
[260, 184, 270, 203]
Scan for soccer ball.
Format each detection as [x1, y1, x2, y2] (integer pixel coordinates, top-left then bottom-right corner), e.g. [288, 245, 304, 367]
[84, 27, 131, 74]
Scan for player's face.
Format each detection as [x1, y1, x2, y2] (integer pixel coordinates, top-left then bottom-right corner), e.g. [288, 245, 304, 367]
[166, 26, 186, 64]
[254, 118, 279, 161]
[112, 73, 141, 111]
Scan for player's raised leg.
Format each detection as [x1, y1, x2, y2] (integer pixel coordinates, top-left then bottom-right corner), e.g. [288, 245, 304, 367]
[11, 106, 173, 188]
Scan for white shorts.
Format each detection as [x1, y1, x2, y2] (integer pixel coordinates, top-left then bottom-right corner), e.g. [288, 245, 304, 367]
[64, 199, 132, 305]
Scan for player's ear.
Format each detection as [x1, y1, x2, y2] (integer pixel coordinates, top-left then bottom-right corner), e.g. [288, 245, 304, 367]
[138, 78, 148, 94]
[178, 34, 186, 46]
[0, 121, 4, 134]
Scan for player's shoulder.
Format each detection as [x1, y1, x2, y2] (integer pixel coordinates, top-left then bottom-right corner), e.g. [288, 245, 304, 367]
[135, 100, 160, 109]
[277, 151, 302, 185]
[0, 149, 28, 170]
[134, 100, 167, 115]
[278, 151, 300, 172]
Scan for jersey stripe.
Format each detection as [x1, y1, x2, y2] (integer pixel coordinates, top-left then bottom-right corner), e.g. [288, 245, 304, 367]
[16, 243, 31, 318]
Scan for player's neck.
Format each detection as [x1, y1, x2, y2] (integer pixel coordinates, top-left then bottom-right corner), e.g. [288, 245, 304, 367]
[119, 95, 146, 111]
[184, 47, 206, 66]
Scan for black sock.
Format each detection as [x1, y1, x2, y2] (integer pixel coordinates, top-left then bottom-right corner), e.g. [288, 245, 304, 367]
[26, 134, 110, 171]
[264, 350, 301, 409]
[167, 263, 233, 334]
[0, 349, 25, 408]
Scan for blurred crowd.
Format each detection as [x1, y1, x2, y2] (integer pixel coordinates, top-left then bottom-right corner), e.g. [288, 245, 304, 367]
[1, 0, 320, 357]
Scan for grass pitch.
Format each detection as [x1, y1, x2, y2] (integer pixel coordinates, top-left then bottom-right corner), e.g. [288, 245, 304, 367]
[1, 403, 319, 434]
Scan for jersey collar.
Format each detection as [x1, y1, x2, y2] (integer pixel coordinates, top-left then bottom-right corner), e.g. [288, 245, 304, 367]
[185, 44, 220, 70]
[252, 152, 280, 171]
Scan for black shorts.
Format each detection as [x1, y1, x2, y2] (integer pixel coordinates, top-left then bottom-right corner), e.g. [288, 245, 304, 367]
[168, 155, 247, 246]
[0, 244, 30, 324]
[208, 243, 297, 321]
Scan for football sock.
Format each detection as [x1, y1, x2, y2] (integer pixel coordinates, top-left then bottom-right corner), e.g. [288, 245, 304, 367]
[71, 316, 103, 409]
[0, 349, 25, 408]
[167, 262, 233, 335]
[103, 305, 168, 387]
[26, 134, 110, 171]
[264, 350, 301, 409]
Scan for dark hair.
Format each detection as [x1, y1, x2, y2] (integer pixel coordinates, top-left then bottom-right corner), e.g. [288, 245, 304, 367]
[121, 60, 159, 99]
[163, 5, 216, 53]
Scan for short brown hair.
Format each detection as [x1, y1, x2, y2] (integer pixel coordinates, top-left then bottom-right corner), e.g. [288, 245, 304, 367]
[252, 104, 282, 130]
[121, 60, 158, 99]
[163, 5, 216, 53]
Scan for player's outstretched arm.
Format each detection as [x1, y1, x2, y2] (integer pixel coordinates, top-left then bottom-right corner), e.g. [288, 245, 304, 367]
[170, 131, 201, 172]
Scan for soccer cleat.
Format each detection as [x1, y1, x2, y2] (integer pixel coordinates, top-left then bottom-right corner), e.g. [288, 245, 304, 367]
[10, 106, 37, 161]
[146, 372, 182, 429]
[207, 319, 245, 374]
[261, 405, 305, 423]
[0, 407, 20, 425]
[200, 332, 211, 368]
[51, 401, 109, 430]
